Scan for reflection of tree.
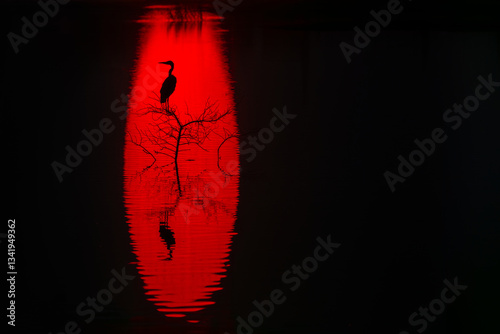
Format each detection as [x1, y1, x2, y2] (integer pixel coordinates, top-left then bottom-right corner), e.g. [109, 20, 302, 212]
[128, 98, 232, 196]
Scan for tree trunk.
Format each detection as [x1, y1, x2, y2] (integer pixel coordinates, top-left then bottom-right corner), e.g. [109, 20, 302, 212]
[174, 127, 182, 196]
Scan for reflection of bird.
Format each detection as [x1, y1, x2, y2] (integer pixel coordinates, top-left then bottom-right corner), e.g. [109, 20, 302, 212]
[159, 60, 177, 113]
[159, 208, 176, 260]
[159, 221, 175, 260]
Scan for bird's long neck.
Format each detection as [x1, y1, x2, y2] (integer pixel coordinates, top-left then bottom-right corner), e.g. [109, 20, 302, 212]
[169, 65, 174, 76]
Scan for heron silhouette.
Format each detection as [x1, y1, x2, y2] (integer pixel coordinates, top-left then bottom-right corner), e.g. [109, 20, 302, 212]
[159, 60, 177, 113]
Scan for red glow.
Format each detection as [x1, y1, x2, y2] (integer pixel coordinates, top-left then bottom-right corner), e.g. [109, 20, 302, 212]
[123, 8, 239, 319]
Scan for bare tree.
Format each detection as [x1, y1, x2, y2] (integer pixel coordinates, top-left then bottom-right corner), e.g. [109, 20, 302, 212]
[127, 123, 157, 171]
[216, 129, 238, 177]
[129, 96, 233, 196]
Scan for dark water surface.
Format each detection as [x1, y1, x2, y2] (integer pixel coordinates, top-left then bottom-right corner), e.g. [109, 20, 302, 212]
[5, 1, 500, 334]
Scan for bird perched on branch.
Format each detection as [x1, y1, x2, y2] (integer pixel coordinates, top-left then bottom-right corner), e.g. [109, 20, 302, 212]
[159, 60, 177, 113]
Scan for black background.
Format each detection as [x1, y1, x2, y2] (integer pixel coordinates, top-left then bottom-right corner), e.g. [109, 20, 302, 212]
[3, 0, 500, 333]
